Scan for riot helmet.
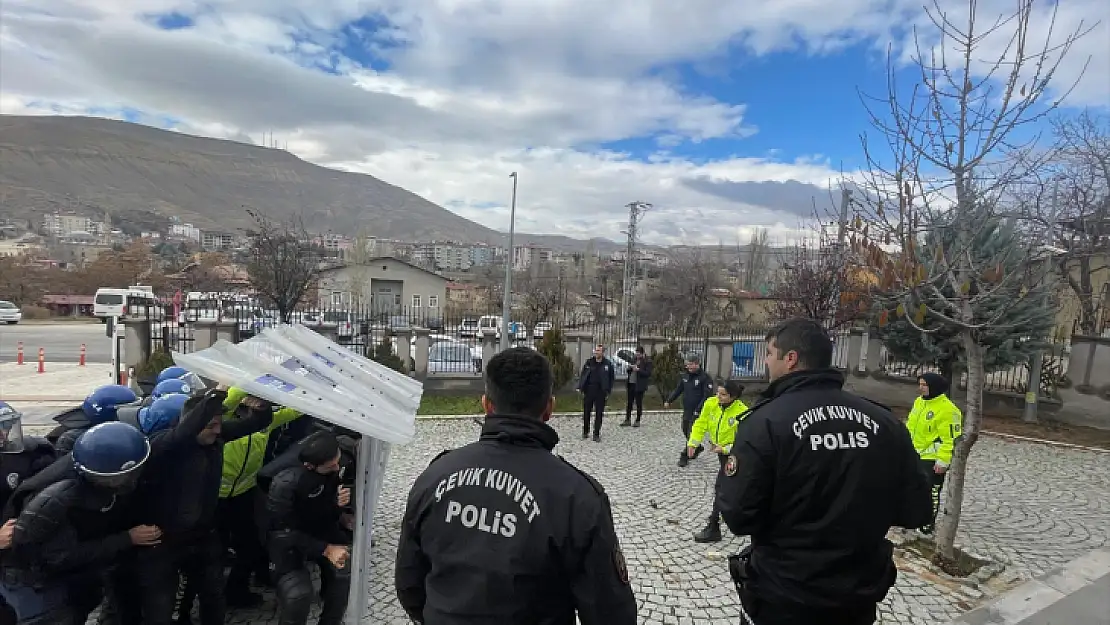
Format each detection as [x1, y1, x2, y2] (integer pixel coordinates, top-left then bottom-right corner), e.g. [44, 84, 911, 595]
[155, 366, 207, 396]
[0, 401, 25, 454]
[151, 377, 201, 400]
[72, 422, 150, 491]
[81, 385, 140, 425]
[138, 393, 189, 435]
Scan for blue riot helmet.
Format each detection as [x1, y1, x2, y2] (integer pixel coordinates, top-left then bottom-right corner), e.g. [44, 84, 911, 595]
[72, 422, 151, 490]
[151, 378, 201, 400]
[156, 366, 189, 385]
[81, 385, 140, 425]
[138, 393, 189, 435]
[0, 401, 25, 454]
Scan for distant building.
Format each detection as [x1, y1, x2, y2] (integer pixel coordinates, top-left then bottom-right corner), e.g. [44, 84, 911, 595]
[43, 213, 100, 237]
[0, 237, 44, 257]
[201, 231, 236, 251]
[468, 244, 496, 267]
[315, 257, 448, 314]
[169, 223, 202, 242]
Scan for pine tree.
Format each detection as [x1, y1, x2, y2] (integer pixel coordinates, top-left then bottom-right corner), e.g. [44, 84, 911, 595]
[650, 342, 684, 401]
[370, 334, 407, 374]
[873, 206, 1056, 383]
[536, 328, 575, 391]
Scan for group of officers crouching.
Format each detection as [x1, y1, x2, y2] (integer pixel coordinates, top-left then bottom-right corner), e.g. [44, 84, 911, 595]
[0, 366, 359, 625]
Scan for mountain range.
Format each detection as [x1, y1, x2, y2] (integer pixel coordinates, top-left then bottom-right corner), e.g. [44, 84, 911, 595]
[0, 115, 633, 251]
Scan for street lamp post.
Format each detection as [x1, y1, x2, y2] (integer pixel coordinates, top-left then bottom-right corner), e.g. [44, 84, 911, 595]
[500, 172, 519, 352]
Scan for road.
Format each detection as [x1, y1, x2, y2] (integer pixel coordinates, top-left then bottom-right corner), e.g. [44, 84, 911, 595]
[0, 323, 112, 364]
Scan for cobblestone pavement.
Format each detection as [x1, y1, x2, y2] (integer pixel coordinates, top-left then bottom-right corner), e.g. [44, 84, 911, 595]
[180, 414, 1108, 624]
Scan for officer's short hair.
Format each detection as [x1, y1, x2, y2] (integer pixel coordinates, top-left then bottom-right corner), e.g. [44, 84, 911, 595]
[765, 318, 833, 370]
[484, 347, 554, 418]
[722, 379, 745, 397]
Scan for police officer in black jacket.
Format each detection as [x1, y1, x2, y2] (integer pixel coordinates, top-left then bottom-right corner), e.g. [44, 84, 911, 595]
[133, 390, 272, 625]
[717, 318, 934, 625]
[0, 403, 54, 516]
[266, 431, 353, 625]
[576, 344, 615, 441]
[396, 347, 637, 625]
[665, 354, 715, 467]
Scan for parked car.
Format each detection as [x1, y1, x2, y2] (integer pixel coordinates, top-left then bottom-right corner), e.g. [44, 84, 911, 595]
[0, 300, 22, 324]
[458, 317, 480, 338]
[533, 321, 553, 339]
[428, 341, 480, 375]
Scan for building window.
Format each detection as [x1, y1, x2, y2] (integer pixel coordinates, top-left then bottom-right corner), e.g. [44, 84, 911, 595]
[428, 295, 439, 308]
[412, 295, 422, 308]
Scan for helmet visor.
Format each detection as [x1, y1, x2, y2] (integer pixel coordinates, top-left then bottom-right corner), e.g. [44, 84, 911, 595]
[0, 413, 25, 454]
[179, 372, 208, 396]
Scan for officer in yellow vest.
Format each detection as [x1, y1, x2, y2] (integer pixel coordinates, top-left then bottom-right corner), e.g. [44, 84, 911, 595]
[907, 373, 962, 535]
[687, 379, 749, 543]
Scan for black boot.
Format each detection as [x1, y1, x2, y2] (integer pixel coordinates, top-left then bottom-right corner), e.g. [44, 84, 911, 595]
[632, 419, 641, 427]
[692, 445, 704, 459]
[581, 430, 589, 440]
[620, 419, 632, 427]
[677, 451, 689, 467]
[693, 520, 722, 543]
[592, 433, 601, 442]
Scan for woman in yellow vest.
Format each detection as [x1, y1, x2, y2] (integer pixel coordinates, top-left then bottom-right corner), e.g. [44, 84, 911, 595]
[688, 379, 749, 543]
[907, 373, 962, 535]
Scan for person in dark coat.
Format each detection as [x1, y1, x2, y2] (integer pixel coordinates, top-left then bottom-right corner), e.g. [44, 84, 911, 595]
[619, 347, 653, 428]
[395, 347, 637, 625]
[717, 318, 934, 625]
[664, 355, 715, 466]
[576, 344, 615, 442]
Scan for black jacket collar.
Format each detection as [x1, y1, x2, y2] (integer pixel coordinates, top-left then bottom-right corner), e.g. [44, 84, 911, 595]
[480, 414, 560, 450]
[761, 368, 846, 400]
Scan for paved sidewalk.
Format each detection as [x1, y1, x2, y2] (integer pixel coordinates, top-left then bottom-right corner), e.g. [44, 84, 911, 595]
[0, 362, 115, 401]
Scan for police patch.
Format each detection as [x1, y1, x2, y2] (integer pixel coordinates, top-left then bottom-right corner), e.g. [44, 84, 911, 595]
[724, 455, 738, 477]
[926, 411, 935, 420]
[6, 472, 19, 489]
[613, 548, 630, 584]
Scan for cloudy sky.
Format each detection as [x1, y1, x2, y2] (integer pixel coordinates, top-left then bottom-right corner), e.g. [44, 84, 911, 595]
[1, 0, 1106, 245]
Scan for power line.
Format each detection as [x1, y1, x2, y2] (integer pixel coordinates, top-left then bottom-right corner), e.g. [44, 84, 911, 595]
[621, 201, 652, 337]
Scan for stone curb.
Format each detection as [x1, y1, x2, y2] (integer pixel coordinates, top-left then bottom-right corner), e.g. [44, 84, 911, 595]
[946, 548, 1110, 624]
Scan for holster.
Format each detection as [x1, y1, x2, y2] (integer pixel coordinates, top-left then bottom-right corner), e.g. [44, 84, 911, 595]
[728, 544, 754, 598]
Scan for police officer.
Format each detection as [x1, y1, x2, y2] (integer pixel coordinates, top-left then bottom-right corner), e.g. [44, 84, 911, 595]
[907, 373, 962, 535]
[133, 389, 272, 625]
[664, 354, 715, 467]
[685, 380, 748, 544]
[53, 384, 140, 456]
[396, 347, 637, 624]
[265, 431, 352, 625]
[716, 318, 934, 625]
[576, 344, 615, 441]
[0, 422, 163, 624]
[0, 403, 54, 514]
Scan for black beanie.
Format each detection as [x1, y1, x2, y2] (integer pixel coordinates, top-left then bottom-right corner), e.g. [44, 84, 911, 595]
[299, 431, 340, 466]
[919, 373, 949, 399]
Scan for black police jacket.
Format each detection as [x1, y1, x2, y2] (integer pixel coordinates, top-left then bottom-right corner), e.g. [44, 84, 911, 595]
[3, 478, 135, 587]
[0, 437, 56, 513]
[666, 369, 715, 414]
[576, 357, 615, 396]
[265, 465, 347, 576]
[717, 369, 934, 609]
[395, 414, 637, 625]
[133, 392, 269, 539]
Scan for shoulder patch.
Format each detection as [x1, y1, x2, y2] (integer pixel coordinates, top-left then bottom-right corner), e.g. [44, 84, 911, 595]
[613, 547, 630, 584]
[724, 454, 738, 477]
[426, 449, 455, 469]
[556, 455, 606, 498]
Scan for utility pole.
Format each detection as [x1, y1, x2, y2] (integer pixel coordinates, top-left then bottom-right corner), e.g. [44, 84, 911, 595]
[1023, 181, 1059, 424]
[620, 201, 652, 340]
[500, 172, 519, 352]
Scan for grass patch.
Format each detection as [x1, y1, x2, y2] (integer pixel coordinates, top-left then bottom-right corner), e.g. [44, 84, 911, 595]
[417, 390, 763, 415]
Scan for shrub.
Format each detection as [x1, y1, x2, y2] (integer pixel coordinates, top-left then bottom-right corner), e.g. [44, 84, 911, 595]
[20, 305, 52, 320]
[651, 342, 683, 400]
[371, 335, 407, 373]
[136, 349, 175, 380]
[536, 327, 575, 391]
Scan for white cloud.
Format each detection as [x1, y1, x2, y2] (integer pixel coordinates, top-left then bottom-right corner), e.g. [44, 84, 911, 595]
[0, 0, 1105, 245]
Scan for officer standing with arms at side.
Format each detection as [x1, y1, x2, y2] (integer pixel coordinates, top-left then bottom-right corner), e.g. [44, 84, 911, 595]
[907, 373, 962, 535]
[665, 355, 715, 467]
[717, 318, 934, 625]
[576, 344, 615, 442]
[396, 347, 637, 625]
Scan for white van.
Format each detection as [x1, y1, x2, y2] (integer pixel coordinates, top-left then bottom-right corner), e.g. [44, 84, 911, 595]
[93, 287, 159, 321]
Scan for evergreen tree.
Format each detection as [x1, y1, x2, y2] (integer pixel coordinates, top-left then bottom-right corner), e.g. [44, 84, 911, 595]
[872, 205, 1056, 384]
[536, 328, 575, 391]
[370, 334, 407, 374]
[650, 342, 684, 401]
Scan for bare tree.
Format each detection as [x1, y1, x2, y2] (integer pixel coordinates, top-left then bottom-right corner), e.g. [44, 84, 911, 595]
[180, 252, 232, 294]
[514, 270, 564, 326]
[851, 0, 1091, 566]
[641, 248, 727, 332]
[1047, 111, 1110, 335]
[739, 228, 773, 292]
[245, 210, 323, 323]
[770, 230, 867, 330]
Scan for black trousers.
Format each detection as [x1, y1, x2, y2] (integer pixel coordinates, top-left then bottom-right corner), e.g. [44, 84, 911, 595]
[275, 558, 351, 625]
[680, 409, 703, 453]
[919, 460, 947, 533]
[582, 392, 606, 435]
[624, 385, 645, 422]
[136, 534, 225, 625]
[709, 453, 729, 523]
[218, 489, 266, 598]
[739, 590, 877, 625]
